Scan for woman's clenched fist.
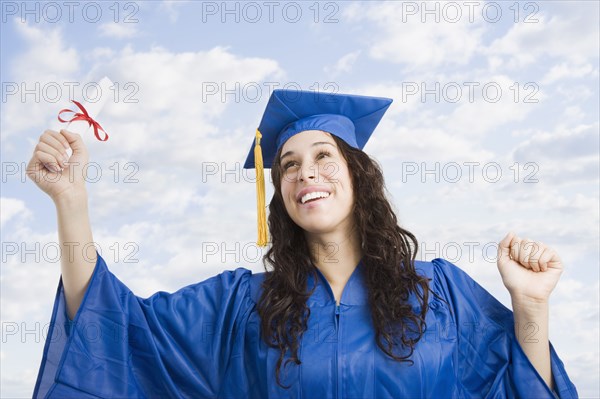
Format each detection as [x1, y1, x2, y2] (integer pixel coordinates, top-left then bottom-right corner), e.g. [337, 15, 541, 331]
[26, 129, 90, 202]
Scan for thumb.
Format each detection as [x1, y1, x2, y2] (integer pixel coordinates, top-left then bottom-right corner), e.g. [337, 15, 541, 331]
[60, 129, 85, 152]
[497, 231, 515, 264]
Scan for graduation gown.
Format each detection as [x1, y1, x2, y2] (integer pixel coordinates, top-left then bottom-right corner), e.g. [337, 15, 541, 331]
[34, 252, 578, 398]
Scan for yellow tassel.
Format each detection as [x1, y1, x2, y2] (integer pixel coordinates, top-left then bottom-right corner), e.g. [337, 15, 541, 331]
[254, 129, 268, 247]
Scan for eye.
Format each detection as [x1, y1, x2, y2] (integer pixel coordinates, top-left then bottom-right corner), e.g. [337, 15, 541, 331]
[316, 150, 331, 160]
[283, 160, 298, 170]
[282, 150, 332, 170]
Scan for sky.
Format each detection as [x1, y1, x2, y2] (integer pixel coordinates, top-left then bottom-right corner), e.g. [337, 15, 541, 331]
[1, 0, 598, 397]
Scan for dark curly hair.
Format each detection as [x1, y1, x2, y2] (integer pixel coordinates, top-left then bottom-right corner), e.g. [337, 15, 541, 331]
[256, 134, 433, 388]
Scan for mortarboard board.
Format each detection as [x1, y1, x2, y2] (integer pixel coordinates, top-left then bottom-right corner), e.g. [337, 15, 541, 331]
[244, 89, 393, 246]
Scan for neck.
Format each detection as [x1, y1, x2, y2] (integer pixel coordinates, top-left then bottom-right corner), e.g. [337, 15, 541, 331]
[305, 226, 362, 303]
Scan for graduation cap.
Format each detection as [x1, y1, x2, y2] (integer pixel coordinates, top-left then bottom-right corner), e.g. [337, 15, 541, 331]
[244, 89, 393, 247]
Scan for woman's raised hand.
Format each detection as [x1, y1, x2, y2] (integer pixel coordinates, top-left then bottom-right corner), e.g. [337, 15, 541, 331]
[27, 129, 97, 318]
[26, 129, 89, 202]
[497, 232, 564, 303]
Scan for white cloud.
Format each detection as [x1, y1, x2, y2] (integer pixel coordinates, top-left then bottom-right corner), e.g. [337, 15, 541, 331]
[485, 188, 600, 228]
[98, 22, 138, 39]
[160, 0, 184, 23]
[561, 106, 586, 123]
[358, 73, 537, 143]
[550, 279, 599, 398]
[542, 62, 598, 85]
[0, 198, 31, 228]
[367, 120, 494, 164]
[69, 45, 283, 221]
[92, 45, 281, 118]
[554, 84, 595, 105]
[487, 10, 600, 69]
[344, 2, 485, 70]
[512, 123, 599, 162]
[11, 20, 79, 80]
[4, 21, 285, 221]
[346, 2, 599, 75]
[324, 51, 361, 76]
[440, 74, 536, 137]
[2, 21, 81, 142]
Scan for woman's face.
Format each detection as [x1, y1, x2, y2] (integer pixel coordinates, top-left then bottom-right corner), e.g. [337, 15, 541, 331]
[279, 130, 355, 236]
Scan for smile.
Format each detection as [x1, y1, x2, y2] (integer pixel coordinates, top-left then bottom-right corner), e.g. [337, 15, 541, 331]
[300, 191, 330, 204]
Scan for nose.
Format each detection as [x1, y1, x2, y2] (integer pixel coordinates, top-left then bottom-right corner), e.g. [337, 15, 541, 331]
[298, 162, 316, 182]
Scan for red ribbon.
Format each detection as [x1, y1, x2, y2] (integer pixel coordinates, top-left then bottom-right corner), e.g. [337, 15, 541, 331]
[58, 100, 108, 141]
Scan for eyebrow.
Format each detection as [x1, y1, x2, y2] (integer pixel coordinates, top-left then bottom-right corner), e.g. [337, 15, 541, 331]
[280, 141, 336, 163]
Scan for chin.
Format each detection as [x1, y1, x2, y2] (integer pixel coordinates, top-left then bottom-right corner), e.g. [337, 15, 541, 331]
[294, 219, 338, 235]
[300, 225, 331, 235]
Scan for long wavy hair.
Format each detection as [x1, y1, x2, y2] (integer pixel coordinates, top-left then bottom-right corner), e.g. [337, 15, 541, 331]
[256, 134, 433, 388]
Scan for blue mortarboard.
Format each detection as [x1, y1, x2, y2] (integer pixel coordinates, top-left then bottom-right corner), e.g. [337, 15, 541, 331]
[244, 89, 393, 169]
[244, 89, 393, 246]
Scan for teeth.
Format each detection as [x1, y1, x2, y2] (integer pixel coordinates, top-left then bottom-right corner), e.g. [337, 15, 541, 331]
[300, 191, 330, 204]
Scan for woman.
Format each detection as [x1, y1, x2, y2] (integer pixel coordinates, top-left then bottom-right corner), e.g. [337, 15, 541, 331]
[28, 89, 578, 398]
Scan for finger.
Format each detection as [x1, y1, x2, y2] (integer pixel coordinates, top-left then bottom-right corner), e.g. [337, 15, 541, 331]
[26, 155, 45, 182]
[40, 133, 70, 163]
[27, 147, 56, 180]
[509, 235, 522, 263]
[36, 141, 68, 169]
[547, 250, 563, 270]
[60, 130, 84, 160]
[497, 232, 515, 263]
[60, 130, 83, 150]
[36, 151, 64, 173]
[537, 247, 553, 272]
[44, 129, 71, 151]
[521, 238, 539, 272]
[527, 241, 544, 271]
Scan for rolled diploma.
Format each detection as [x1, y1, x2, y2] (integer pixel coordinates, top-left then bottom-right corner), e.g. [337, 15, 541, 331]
[59, 76, 113, 160]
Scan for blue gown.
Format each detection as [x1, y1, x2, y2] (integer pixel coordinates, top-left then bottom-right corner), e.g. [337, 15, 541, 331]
[34, 252, 578, 398]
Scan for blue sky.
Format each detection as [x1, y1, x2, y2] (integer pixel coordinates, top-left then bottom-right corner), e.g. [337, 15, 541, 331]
[1, 1, 599, 396]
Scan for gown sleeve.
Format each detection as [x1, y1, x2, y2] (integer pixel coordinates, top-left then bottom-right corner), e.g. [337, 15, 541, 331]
[33, 251, 254, 398]
[431, 258, 578, 399]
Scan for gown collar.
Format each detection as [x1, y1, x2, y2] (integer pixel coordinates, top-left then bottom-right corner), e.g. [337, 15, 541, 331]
[307, 260, 368, 306]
